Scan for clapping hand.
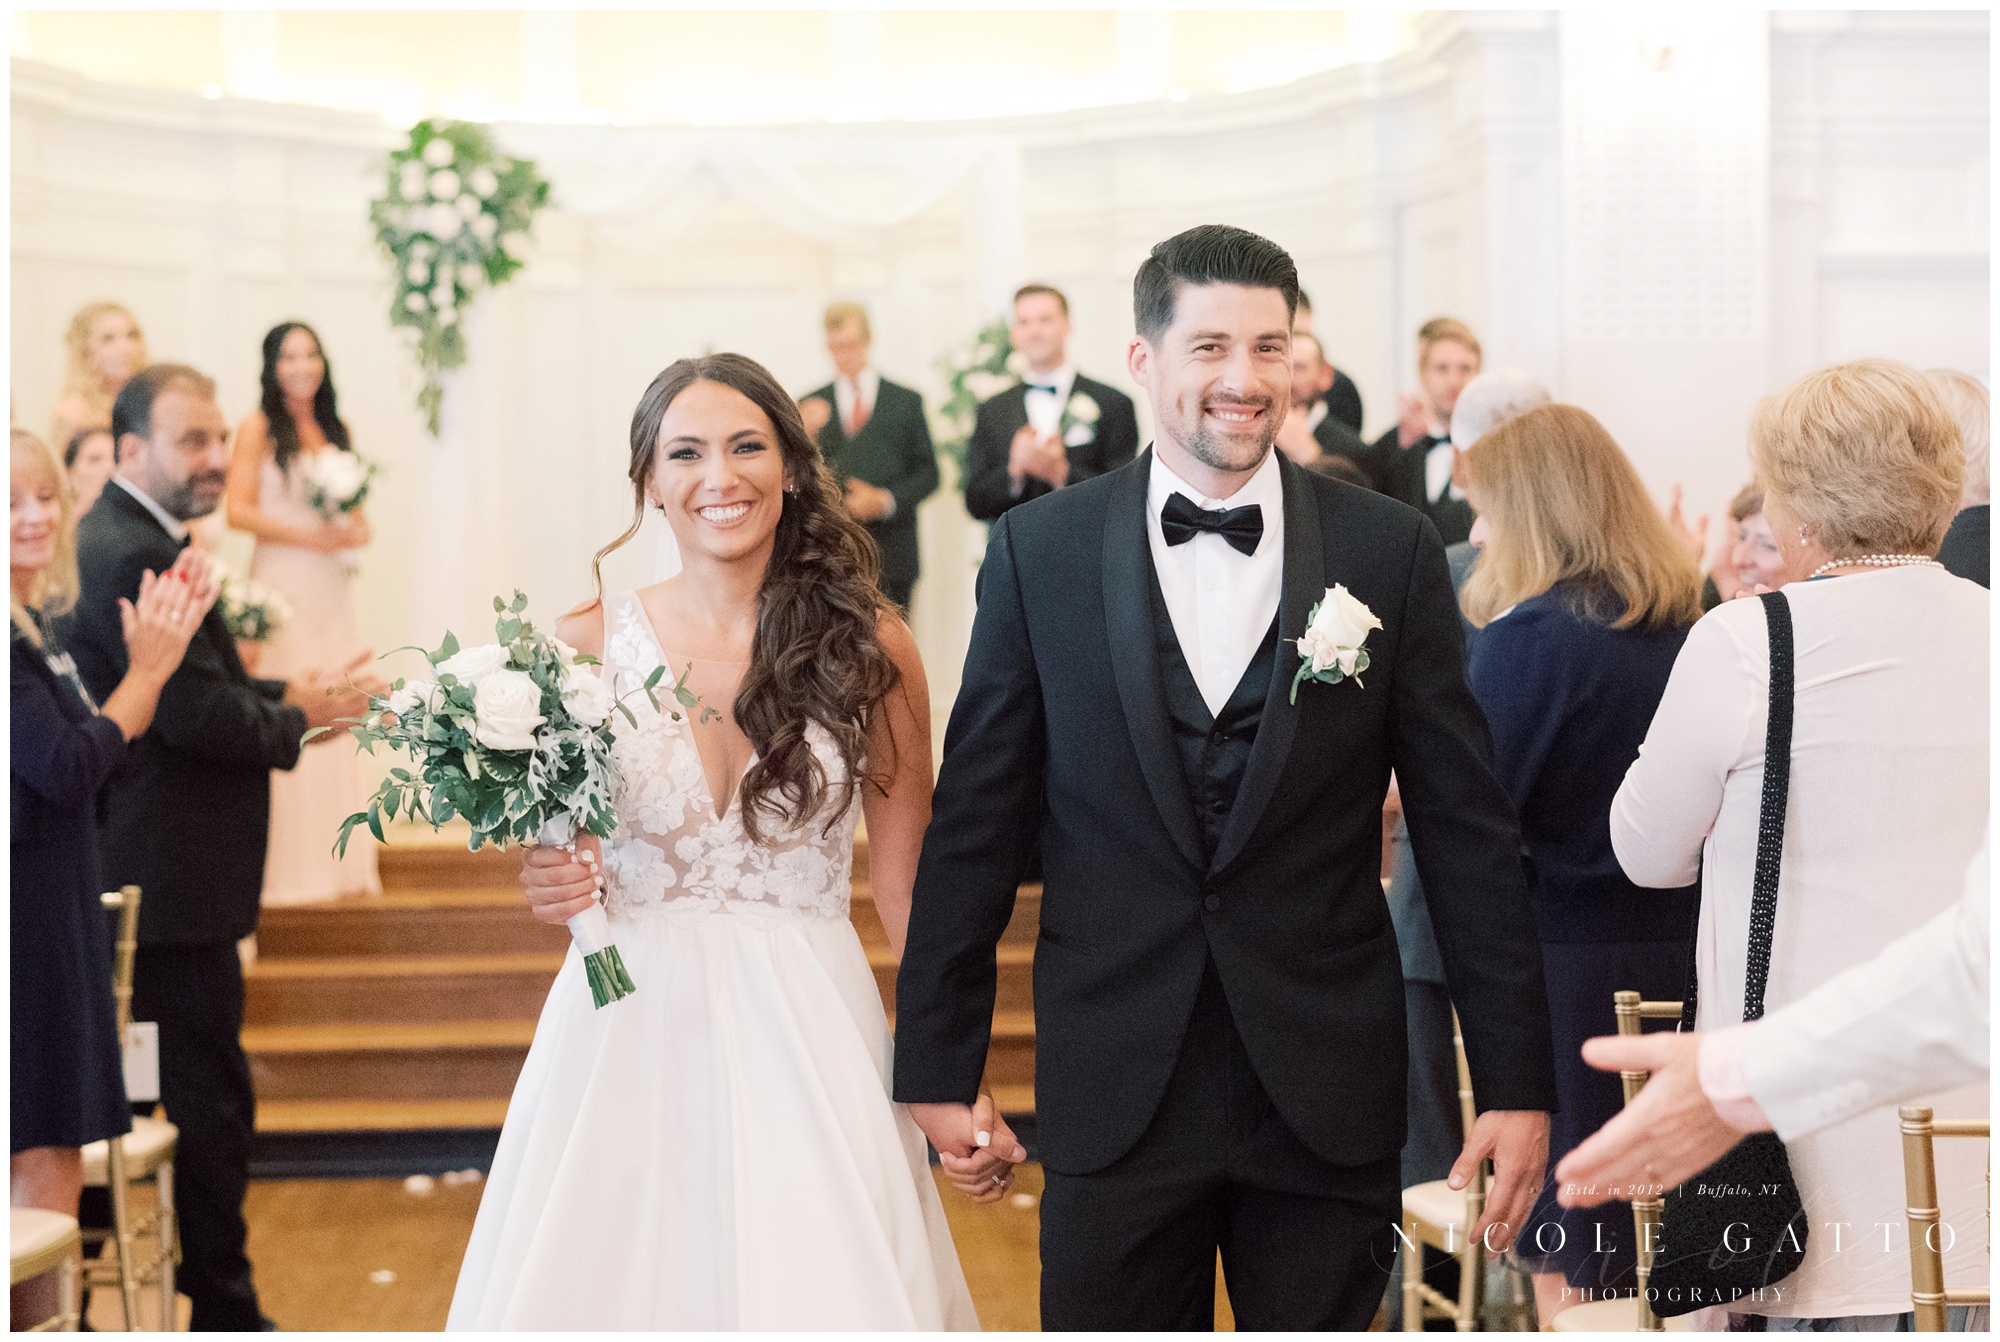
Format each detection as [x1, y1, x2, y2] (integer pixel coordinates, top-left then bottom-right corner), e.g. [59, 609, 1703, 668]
[1664, 485, 1709, 564]
[842, 478, 896, 523]
[798, 397, 833, 443]
[1447, 1108, 1550, 1254]
[120, 550, 220, 685]
[1396, 391, 1431, 448]
[1008, 426, 1069, 488]
[907, 1091, 1027, 1205]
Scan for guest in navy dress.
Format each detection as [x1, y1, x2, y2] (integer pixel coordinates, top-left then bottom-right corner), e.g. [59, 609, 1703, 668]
[8, 428, 213, 1325]
[1456, 404, 1704, 1326]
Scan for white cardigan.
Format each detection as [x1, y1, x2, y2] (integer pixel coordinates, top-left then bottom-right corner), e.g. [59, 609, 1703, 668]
[1611, 568, 1989, 1319]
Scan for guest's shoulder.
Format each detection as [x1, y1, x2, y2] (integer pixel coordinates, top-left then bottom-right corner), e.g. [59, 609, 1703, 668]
[875, 376, 924, 406]
[1071, 374, 1134, 412]
[1301, 461, 1420, 536]
[800, 381, 836, 404]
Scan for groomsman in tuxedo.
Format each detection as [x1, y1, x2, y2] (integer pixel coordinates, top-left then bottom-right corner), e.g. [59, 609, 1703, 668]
[962, 284, 1140, 522]
[68, 364, 372, 1332]
[895, 226, 1554, 1330]
[1293, 289, 1364, 434]
[1365, 317, 1481, 545]
[800, 302, 940, 609]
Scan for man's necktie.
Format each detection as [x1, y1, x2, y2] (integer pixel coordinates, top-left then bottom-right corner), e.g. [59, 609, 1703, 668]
[1160, 493, 1264, 556]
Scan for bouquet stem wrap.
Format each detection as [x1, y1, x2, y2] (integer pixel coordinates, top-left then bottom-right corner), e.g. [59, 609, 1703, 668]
[539, 816, 637, 1009]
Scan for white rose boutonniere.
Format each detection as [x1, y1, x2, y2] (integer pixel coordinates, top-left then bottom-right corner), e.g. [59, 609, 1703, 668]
[1065, 392, 1100, 425]
[1290, 584, 1383, 702]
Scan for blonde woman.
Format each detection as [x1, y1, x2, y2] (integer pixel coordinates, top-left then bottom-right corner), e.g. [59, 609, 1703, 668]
[1929, 368, 1988, 587]
[50, 302, 146, 451]
[1457, 403, 1704, 1323]
[9, 429, 213, 1326]
[1613, 360, 1987, 1326]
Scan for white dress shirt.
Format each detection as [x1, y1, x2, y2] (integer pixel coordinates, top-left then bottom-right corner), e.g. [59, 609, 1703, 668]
[1610, 567, 1989, 1317]
[1144, 448, 1284, 718]
[831, 368, 879, 437]
[111, 474, 190, 542]
[1021, 363, 1076, 438]
[1305, 400, 1328, 433]
[1423, 440, 1464, 506]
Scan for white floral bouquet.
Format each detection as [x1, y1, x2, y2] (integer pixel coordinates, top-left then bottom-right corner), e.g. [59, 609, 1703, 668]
[301, 449, 379, 520]
[330, 592, 691, 1009]
[217, 574, 292, 644]
[370, 119, 551, 434]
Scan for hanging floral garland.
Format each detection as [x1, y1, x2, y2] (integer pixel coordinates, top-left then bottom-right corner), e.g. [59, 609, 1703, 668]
[370, 119, 551, 434]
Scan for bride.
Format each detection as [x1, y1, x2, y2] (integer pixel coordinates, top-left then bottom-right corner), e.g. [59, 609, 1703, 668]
[447, 354, 1017, 1330]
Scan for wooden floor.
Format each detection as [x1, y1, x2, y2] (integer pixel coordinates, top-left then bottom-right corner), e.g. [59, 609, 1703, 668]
[92, 1167, 1236, 1331]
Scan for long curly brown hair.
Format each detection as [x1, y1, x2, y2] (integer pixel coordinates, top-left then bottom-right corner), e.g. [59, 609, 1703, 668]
[593, 354, 901, 842]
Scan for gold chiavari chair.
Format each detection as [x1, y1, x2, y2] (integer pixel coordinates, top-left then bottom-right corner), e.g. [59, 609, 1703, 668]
[1549, 991, 1685, 1333]
[10, 1207, 84, 1331]
[1400, 1009, 1489, 1331]
[1899, 1105, 1989, 1331]
[79, 887, 181, 1329]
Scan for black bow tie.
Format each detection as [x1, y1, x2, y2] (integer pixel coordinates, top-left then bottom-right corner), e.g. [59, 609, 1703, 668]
[1024, 382, 1059, 395]
[1161, 492, 1263, 556]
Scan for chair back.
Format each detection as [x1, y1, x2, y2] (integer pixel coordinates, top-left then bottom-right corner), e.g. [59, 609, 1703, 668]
[1899, 1105, 1991, 1331]
[1448, 1009, 1488, 1216]
[99, 886, 141, 1036]
[1611, 990, 1685, 1332]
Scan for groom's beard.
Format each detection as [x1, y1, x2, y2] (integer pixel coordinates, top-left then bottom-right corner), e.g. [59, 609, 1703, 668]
[1179, 395, 1280, 475]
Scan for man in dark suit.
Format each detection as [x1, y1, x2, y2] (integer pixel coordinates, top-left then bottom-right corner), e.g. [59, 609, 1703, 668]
[1365, 316, 1482, 546]
[799, 302, 939, 609]
[1275, 330, 1373, 479]
[894, 227, 1555, 1330]
[963, 283, 1140, 521]
[1295, 289, 1364, 434]
[69, 364, 371, 1332]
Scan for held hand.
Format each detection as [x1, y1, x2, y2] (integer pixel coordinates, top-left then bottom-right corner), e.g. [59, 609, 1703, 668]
[1396, 391, 1430, 449]
[119, 563, 217, 684]
[1449, 1108, 1549, 1254]
[331, 511, 373, 550]
[521, 835, 604, 926]
[1554, 1034, 1748, 1208]
[842, 478, 894, 523]
[909, 1092, 1028, 1204]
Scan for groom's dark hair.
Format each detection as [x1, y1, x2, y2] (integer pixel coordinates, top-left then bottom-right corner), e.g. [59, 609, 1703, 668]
[1134, 225, 1299, 341]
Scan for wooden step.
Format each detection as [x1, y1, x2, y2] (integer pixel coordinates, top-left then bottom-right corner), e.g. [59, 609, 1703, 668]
[849, 884, 1042, 949]
[243, 1020, 536, 1102]
[256, 889, 567, 960]
[870, 944, 1032, 1015]
[377, 843, 520, 890]
[256, 1097, 512, 1133]
[246, 953, 563, 1026]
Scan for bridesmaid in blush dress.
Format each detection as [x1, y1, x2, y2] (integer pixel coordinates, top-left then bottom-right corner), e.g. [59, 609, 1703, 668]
[223, 322, 380, 905]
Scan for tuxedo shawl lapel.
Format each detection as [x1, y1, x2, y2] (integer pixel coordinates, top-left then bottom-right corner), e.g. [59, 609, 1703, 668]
[1101, 450, 1206, 873]
[1209, 454, 1324, 877]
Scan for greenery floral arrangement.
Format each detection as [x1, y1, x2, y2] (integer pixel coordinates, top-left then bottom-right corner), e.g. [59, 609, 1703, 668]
[217, 575, 291, 644]
[370, 120, 551, 435]
[329, 592, 694, 1008]
[929, 319, 1025, 477]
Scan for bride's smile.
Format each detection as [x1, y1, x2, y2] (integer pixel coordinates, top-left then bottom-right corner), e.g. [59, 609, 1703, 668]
[649, 379, 792, 566]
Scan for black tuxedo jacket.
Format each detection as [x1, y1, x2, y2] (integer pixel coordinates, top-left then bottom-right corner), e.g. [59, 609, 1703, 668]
[69, 485, 308, 947]
[1313, 411, 1373, 478]
[962, 374, 1140, 522]
[804, 377, 939, 602]
[1367, 427, 1476, 547]
[1326, 368, 1364, 435]
[893, 451, 1556, 1175]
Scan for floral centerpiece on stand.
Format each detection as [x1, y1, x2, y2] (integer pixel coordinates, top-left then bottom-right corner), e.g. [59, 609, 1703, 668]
[370, 120, 551, 435]
[329, 592, 693, 1009]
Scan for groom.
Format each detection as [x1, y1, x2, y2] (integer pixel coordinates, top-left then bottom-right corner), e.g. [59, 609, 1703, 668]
[894, 226, 1556, 1330]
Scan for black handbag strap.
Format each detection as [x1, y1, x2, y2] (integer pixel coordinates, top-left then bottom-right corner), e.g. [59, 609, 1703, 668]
[1680, 590, 1794, 1031]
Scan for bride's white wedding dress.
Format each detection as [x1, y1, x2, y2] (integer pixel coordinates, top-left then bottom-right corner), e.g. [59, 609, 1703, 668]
[447, 592, 978, 1331]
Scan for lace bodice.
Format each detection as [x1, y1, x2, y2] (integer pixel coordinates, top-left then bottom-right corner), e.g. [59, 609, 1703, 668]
[596, 592, 858, 923]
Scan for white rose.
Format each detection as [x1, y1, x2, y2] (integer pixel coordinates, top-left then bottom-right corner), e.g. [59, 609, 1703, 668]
[965, 372, 1013, 401]
[438, 307, 459, 326]
[468, 165, 499, 198]
[1067, 393, 1101, 424]
[397, 161, 428, 200]
[427, 203, 463, 238]
[498, 228, 525, 256]
[405, 260, 431, 286]
[458, 264, 483, 290]
[429, 169, 461, 201]
[1004, 350, 1029, 376]
[421, 137, 455, 168]
[435, 643, 509, 685]
[431, 281, 455, 308]
[1304, 584, 1384, 660]
[471, 213, 499, 244]
[454, 192, 481, 220]
[309, 451, 366, 504]
[386, 679, 440, 716]
[560, 667, 616, 727]
[404, 291, 428, 313]
[471, 668, 547, 752]
[552, 637, 581, 665]
[410, 238, 435, 262]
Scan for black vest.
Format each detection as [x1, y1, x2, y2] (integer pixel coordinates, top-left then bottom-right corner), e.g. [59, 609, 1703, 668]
[1145, 556, 1281, 865]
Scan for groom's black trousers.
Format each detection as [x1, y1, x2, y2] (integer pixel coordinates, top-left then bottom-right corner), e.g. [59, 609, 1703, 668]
[1038, 956, 1401, 1331]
